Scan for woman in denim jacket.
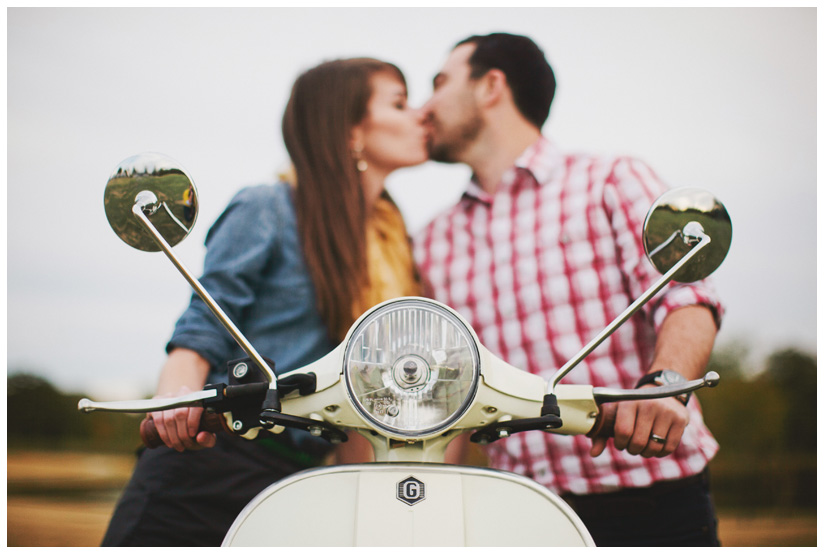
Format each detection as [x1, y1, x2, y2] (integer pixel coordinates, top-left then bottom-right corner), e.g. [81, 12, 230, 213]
[103, 58, 428, 546]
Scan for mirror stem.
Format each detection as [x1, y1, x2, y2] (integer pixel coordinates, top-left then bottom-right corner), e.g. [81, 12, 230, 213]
[548, 228, 711, 393]
[131, 197, 280, 392]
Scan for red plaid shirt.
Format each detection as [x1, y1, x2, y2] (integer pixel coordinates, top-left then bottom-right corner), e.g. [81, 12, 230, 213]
[413, 137, 723, 494]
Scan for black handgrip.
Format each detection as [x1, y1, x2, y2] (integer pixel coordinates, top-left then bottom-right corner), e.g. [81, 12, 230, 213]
[586, 403, 617, 439]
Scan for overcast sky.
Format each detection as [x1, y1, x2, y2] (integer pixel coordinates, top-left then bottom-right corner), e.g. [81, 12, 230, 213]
[7, 7, 817, 400]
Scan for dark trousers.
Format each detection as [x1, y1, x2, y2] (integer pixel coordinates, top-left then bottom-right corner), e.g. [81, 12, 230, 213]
[562, 469, 720, 546]
[102, 434, 312, 546]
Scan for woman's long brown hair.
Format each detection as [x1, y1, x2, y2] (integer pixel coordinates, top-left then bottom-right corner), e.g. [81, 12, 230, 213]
[282, 58, 405, 342]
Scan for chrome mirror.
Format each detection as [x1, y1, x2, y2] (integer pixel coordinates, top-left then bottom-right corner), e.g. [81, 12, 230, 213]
[104, 152, 198, 251]
[102, 152, 279, 389]
[549, 186, 731, 393]
[643, 187, 732, 283]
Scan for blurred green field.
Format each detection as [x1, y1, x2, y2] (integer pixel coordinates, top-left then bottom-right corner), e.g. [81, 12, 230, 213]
[6, 450, 816, 547]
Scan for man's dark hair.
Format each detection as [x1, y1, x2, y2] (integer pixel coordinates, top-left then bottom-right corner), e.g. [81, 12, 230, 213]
[456, 33, 555, 129]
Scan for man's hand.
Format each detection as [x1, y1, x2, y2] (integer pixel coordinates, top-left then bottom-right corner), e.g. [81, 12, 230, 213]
[590, 393, 689, 459]
[589, 305, 716, 458]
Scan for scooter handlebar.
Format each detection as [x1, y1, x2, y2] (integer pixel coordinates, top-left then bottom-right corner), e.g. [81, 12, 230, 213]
[585, 371, 720, 439]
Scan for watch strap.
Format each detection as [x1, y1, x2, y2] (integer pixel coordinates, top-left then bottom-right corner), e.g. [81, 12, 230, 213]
[635, 370, 665, 389]
[635, 369, 691, 405]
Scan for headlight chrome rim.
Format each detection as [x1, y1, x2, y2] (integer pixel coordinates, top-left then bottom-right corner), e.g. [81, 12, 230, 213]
[343, 298, 480, 439]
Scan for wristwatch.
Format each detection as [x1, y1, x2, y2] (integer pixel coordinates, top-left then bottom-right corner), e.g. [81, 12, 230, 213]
[635, 369, 691, 405]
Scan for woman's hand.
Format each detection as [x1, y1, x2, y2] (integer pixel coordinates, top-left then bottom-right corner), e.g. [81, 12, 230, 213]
[151, 348, 216, 452]
[149, 387, 217, 452]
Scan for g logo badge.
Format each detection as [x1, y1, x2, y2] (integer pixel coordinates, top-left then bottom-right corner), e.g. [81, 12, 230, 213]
[397, 476, 426, 506]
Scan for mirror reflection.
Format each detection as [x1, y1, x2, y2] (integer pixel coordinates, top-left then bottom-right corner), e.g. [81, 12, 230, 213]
[643, 187, 732, 283]
[104, 153, 198, 251]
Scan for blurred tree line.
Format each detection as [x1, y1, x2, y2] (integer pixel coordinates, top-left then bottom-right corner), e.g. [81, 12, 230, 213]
[7, 344, 816, 511]
[698, 345, 816, 512]
[7, 371, 145, 453]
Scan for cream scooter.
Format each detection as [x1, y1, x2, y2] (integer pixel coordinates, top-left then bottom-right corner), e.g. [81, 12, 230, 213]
[80, 153, 731, 547]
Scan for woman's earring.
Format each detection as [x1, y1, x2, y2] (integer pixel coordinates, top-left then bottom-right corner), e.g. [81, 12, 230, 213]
[353, 145, 368, 172]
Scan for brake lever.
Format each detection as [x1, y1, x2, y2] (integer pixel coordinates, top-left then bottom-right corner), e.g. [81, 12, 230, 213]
[78, 387, 220, 413]
[592, 371, 720, 404]
[78, 382, 349, 446]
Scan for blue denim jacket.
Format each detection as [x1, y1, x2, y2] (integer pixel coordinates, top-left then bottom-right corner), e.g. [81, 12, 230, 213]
[167, 183, 336, 455]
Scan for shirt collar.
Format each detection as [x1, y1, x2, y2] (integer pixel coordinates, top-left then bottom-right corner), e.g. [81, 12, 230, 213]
[463, 180, 493, 205]
[516, 136, 562, 184]
[462, 136, 563, 205]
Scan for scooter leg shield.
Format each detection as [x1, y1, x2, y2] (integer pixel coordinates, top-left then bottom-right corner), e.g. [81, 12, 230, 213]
[223, 463, 593, 547]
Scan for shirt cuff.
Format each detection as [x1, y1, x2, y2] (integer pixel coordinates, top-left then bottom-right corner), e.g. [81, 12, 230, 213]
[166, 332, 229, 374]
[651, 282, 725, 333]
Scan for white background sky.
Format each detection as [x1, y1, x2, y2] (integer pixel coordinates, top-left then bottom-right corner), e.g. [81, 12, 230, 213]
[7, 7, 818, 400]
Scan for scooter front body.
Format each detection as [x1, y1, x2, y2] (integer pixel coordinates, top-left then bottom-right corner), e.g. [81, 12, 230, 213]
[222, 463, 594, 546]
[90, 165, 731, 548]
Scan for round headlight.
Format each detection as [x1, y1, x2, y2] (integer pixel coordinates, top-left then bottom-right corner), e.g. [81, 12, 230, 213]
[344, 298, 480, 439]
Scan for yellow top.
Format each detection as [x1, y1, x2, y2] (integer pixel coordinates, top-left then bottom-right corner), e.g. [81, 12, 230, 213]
[342, 195, 423, 339]
[362, 197, 422, 305]
[279, 166, 423, 340]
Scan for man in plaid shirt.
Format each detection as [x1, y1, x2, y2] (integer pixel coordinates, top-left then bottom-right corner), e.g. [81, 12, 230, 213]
[414, 33, 723, 546]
